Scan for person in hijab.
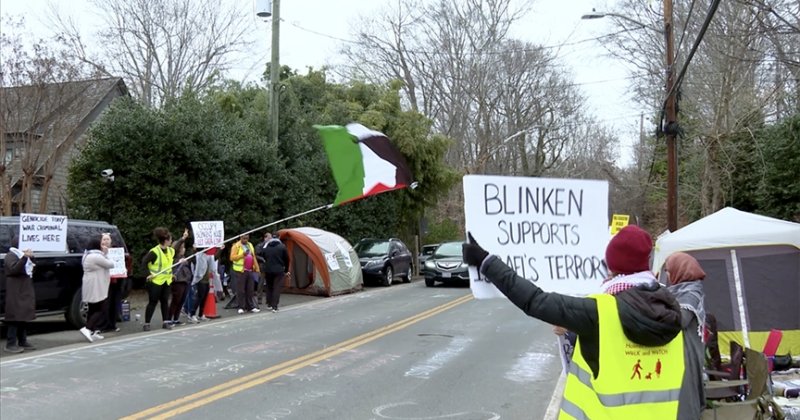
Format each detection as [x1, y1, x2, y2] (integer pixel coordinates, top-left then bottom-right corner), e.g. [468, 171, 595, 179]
[665, 252, 707, 420]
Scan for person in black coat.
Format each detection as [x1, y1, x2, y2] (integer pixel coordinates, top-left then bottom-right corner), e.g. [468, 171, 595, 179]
[463, 226, 693, 419]
[256, 232, 289, 312]
[3, 235, 36, 353]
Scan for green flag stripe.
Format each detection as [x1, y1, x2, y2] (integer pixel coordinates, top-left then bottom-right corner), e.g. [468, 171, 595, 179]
[316, 125, 366, 205]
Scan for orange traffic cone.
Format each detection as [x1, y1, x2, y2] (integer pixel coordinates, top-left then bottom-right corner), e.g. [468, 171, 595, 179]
[203, 279, 221, 319]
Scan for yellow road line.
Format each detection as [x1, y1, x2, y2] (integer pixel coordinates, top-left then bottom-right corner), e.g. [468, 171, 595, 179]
[121, 294, 473, 419]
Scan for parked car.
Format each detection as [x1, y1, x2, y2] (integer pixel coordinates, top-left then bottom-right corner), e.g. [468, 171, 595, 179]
[0, 217, 132, 328]
[354, 238, 413, 286]
[421, 241, 469, 287]
[418, 243, 439, 265]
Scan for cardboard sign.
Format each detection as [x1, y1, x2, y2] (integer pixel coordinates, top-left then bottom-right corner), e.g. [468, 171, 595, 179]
[190, 221, 224, 248]
[108, 247, 128, 278]
[19, 213, 68, 252]
[610, 214, 630, 235]
[463, 175, 609, 298]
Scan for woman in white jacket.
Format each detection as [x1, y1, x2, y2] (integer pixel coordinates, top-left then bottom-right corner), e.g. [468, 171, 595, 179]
[79, 235, 115, 342]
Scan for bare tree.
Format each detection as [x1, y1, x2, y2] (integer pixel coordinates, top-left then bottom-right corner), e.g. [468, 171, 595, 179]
[605, 0, 787, 224]
[342, 0, 617, 225]
[1, 17, 98, 215]
[51, 0, 253, 107]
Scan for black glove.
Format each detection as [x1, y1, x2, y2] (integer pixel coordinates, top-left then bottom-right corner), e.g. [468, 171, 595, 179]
[462, 232, 488, 267]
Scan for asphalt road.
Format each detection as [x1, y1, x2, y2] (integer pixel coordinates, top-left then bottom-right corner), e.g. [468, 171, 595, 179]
[0, 281, 562, 419]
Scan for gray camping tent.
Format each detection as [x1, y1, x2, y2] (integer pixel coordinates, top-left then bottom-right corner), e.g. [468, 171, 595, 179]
[279, 227, 363, 297]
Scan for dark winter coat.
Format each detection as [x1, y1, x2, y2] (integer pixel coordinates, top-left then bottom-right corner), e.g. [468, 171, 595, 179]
[257, 239, 289, 274]
[3, 252, 36, 322]
[481, 255, 682, 378]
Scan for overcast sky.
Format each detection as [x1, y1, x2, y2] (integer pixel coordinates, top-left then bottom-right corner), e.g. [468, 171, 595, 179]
[1, 0, 647, 165]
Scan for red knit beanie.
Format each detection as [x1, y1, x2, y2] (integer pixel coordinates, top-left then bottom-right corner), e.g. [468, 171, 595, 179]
[605, 225, 653, 275]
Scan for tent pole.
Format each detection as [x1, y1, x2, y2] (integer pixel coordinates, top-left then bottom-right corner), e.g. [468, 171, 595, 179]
[730, 249, 750, 349]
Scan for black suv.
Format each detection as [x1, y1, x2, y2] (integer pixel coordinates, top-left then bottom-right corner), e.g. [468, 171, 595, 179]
[0, 217, 132, 327]
[354, 238, 413, 286]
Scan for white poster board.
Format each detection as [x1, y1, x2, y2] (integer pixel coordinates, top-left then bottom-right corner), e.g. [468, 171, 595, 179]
[324, 252, 340, 271]
[463, 175, 609, 298]
[108, 247, 128, 278]
[335, 242, 353, 268]
[190, 221, 225, 248]
[19, 213, 68, 252]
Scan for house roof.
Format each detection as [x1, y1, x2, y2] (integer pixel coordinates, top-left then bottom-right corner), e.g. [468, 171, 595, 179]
[1, 77, 129, 186]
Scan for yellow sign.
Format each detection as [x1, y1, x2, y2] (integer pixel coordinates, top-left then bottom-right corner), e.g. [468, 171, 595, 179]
[610, 214, 630, 235]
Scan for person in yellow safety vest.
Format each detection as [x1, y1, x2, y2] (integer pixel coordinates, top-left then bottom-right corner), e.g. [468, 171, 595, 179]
[140, 227, 179, 332]
[463, 225, 688, 419]
[230, 234, 261, 314]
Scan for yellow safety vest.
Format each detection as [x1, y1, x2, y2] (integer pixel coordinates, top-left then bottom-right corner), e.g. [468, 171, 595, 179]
[147, 245, 174, 286]
[560, 294, 684, 420]
[231, 242, 256, 273]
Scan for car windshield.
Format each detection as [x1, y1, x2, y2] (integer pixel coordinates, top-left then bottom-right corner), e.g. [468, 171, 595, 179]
[354, 240, 389, 257]
[421, 245, 437, 256]
[433, 242, 462, 258]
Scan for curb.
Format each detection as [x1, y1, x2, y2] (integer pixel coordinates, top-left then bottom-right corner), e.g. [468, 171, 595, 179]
[543, 373, 566, 419]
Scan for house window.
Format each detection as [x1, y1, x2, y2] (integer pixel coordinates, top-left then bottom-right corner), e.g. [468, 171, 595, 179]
[3, 148, 11, 165]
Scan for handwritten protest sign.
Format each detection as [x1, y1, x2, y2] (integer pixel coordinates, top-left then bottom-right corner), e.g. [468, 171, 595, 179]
[190, 221, 224, 248]
[108, 247, 128, 278]
[19, 213, 68, 252]
[463, 175, 609, 298]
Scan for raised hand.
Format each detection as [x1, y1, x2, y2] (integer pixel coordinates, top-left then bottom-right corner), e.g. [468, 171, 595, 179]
[462, 232, 488, 267]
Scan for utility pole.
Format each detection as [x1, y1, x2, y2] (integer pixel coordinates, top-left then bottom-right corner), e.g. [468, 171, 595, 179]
[663, 0, 678, 232]
[269, 0, 281, 145]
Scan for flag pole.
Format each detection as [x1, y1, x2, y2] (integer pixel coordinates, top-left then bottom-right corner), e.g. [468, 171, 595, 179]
[150, 203, 334, 276]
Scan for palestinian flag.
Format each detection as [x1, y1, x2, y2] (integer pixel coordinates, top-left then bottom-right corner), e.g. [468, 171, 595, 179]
[316, 123, 414, 206]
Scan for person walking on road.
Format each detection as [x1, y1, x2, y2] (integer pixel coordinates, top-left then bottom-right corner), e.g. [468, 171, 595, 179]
[462, 225, 688, 419]
[230, 234, 260, 314]
[258, 232, 289, 313]
[188, 244, 212, 323]
[3, 235, 36, 353]
[167, 230, 191, 325]
[141, 227, 176, 331]
[80, 235, 116, 342]
[100, 233, 123, 333]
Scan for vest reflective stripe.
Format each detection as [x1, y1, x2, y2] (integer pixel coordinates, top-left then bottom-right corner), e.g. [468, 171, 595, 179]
[567, 362, 683, 406]
[559, 294, 684, 419]
[560, 398, 590, 420]
[231, 242, 255, 273]
[147, 245, 174, 286]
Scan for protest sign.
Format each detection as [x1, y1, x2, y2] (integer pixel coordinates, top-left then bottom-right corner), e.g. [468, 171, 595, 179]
[557, 332, 577, 373]
[108, 247, 128, 278]
[19, 213, 68, 252]
[325, 252, 341, 271]
[610, 214, 630, 235]
[463, 175, 609, 298]
[190, 221, 225, 248]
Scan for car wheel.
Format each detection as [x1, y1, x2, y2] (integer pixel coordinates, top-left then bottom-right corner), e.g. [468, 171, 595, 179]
[425, 278, 435, 287]
[382, 266, 393, 287]
[402, 266, 412, 283]
[65, 288, 87, 328]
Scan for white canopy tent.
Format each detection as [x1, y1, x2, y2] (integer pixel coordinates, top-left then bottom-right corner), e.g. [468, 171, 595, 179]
[653, 207, 800, 354]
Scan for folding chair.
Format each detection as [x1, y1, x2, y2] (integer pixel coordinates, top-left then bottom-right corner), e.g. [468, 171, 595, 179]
[703, 348, 785, 420]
